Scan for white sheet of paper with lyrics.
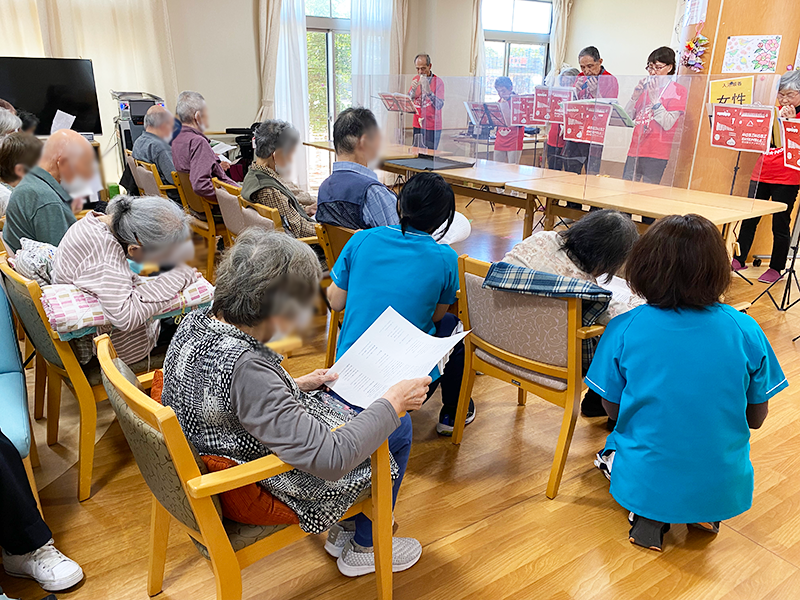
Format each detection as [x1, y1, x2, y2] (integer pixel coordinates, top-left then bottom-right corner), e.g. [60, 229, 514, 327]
[327, 306, 469, 409]
[51, 110, 76, 134]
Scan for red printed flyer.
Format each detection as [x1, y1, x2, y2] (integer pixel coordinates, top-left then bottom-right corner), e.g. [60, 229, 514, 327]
[562, 101, 612, 145]
[509, 95, 536, 126]
[782, 119, 800, 172]
[530, 86, 573, 125]
[710, 104, 773, 153]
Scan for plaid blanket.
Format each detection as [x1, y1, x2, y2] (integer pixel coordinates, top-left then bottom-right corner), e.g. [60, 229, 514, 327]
[482, 262, 612, 373]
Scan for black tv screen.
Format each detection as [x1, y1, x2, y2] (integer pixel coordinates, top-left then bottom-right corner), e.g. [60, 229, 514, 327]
[0, 57, 102, 136]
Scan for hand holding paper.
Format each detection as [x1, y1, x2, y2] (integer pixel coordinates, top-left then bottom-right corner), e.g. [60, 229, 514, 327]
[326, 307, 469, 409]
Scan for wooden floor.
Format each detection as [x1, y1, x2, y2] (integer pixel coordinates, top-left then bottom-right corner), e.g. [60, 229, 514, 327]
[4, 198, 800, 600]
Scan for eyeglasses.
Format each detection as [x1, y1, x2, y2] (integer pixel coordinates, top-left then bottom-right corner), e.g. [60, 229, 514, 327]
[646, 63, 669, 73]
[778, 90, 800, 100]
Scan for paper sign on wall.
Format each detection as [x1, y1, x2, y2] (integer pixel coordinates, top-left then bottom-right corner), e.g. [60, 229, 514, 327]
[683, 0, 707, 25]
[710, 104, 774, 153]
[709, 76, 754, 105]
[509, 95, 536, 126]
[562, 101, 612, 145]
[722, 35, 782, 74]
[782, 119, 800, 172]
[531, 86, 574, 125]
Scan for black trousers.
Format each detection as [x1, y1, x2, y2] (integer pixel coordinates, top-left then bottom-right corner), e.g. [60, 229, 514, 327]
[735, 180, 800, 271]
[0, 429, 51, 555]
[623, 156, 669, 225]
[426, 313, 465, 413]
[545, 144, 565, 171]
[562, 141, 603, 175]
[412, 127, 442, 150]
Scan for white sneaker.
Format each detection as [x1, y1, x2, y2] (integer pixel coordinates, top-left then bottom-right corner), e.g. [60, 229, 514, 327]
[337, 538, 422, 577]
[2, 539, 84, 592]
[594, 449, 615, 481]
[324, 522, 356, 558]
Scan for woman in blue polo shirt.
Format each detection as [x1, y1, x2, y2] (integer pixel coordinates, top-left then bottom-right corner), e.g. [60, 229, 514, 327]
[327, 172, 473, 435]
[586, 215, 787, 551]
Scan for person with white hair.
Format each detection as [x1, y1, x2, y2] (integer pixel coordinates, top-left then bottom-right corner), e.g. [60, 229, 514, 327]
[171, 90, 235, 202]
[52, 195, 198, 365]
[241, 120, 317, 239]
[733, 69, 800, 283]
[3, 129, 94, 254]
[132, 104, 179, 200]
[0, 108, 22, 138]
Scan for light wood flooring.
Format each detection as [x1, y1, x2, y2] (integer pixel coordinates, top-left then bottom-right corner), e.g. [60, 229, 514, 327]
[3, 197, 800, 600]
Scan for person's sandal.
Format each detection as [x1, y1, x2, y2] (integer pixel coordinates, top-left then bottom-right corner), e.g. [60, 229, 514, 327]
[628, 513, 670, 551]
[689, 521, 720, 534]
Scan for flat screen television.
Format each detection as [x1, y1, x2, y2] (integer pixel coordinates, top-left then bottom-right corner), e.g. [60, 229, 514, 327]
[0, 57, 102, 136]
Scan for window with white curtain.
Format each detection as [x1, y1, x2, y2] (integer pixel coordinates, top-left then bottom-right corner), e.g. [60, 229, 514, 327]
[483, 0, 552, 101]
[306, 1, 352, 187]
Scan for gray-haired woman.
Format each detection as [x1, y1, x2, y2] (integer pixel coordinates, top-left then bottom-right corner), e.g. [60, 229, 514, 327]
[241, 120, 318, 239]
[0, 109, 22, 138]
[161, 228, 428, 576]
[52, 195, 198, 365]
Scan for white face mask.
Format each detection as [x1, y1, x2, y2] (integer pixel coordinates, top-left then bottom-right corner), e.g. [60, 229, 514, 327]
[269, 306, 313, 343]
[162, 134, 173, 144]
[195, 111, 206, 133]
[141, 239, 195, 267]
[275, 162, 292, 178]
[61, 174, 93, 199]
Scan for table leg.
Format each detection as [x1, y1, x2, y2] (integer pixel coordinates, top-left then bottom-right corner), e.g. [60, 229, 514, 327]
[523, 196, 534, 239]
[722, 222, 738, 259]
[541, 195, 555, 231]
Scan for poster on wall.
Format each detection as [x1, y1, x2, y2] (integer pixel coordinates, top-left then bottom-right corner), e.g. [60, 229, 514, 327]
[562, 102, 612, 145]
[683, 0, 707, 25]
[509, 95, 536, 126]
[782, 119, 800, 172]
[709, 76, 754, 105]
[722, 35, 782, 73]
[710, 104, 774, 153]
[530, 86, 574, 125]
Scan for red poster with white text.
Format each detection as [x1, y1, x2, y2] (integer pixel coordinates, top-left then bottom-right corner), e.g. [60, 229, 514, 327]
[530, 87, 573, 125]
[710, 104, 773, 153]
[562, 101, 612, 145]
[510, 95, 536, 126]
[782, 119, 800, 171]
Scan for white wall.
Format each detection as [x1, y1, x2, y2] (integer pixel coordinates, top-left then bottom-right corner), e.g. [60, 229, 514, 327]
[165, 0, 261, 130]
[404, 0, 473, 76]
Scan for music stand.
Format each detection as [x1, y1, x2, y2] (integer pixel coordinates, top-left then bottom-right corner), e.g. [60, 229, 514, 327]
[752, 205, 800, 315]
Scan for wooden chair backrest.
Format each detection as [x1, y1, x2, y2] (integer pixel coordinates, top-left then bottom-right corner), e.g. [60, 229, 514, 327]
[134, 162, 164, 197]
[125, 152, 143, 194]
[174, 171, 210, 215]
[239, 197, 284, 233]
[316, 223, 357, 267]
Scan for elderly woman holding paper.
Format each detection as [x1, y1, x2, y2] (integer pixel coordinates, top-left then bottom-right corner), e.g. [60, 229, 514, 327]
[52, 195, 199, 365]
[161, 228, 428, 577]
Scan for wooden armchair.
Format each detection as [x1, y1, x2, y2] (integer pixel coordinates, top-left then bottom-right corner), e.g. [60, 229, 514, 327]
[452, 255, 605, 499]
[212, 178, 276, 242]
[95, 334, 396, 600]
[316, 223, 357, 367]
[173, 170, 230, 282]
[135, 159, 178, 199]
[0, 256, 157, 501]
[238, 196, 319, 246]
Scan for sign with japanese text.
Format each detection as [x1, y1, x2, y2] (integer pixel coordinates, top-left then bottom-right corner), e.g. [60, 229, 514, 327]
[562, 101, 613, 145]
[710, 104, 773, 153]
[530, 86, 574, 125]
[782, 119, 800, 171]
[509, 95, 537, 126]
[709, 76, 754, 105]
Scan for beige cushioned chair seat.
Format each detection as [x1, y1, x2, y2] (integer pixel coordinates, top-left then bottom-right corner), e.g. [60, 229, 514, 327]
[189, 215, 210, 231]
[475, 347, 567, 391]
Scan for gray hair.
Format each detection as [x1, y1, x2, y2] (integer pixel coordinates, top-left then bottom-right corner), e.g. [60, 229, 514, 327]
[106, 195, 190, 249]
[176, 91, 206, 124]
[578, 46, 601, 61]
[559, 67, 580, 85]
[212, 228, 322, 327]
[0, 109, 22, 137]
[254, 120, 300, 159]
[415, 53, 432, 66]
[780, 70, 800, 93]
[143, 106, 173, 130]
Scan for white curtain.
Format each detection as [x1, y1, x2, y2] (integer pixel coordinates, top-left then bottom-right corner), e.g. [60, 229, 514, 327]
[351, 0, 392, 113]
[0, 0, 45, 57]
[275, 0, 310, 190]
[255, 0, 283, 121]
[545, 0, 573, 85]
[389, 0, 408, 81]
[468, 0, 485, 102]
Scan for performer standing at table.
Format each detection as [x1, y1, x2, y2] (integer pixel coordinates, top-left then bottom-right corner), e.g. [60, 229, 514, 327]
[545, 67, 580, 171]
[562, 46, 619, 175]
[733, 70, 800, 284]
[409, 54, 445, 150]
[624, 47, 687, 186]
[493, 77, 524, 164]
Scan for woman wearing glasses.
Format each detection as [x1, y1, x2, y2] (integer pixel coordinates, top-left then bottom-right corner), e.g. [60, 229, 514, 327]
[623, 47, 687, 187]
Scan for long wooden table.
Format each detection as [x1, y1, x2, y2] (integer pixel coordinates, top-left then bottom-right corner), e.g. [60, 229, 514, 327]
[303, 140, 786, 246]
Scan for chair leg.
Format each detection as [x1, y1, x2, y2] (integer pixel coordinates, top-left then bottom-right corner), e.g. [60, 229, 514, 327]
[28, 415, 40, 468]
[34, 353, 46, 419]
[24, 336, 34, 370]
[148, 498, 171, 597]
[517, 388, 527, 406]
[546, 389, 581, 500]
[371, 440, 393, 600]
[23, 455, 43, 517]
[325, 310, 340, 369]
[206, 236, 216, 283]
[46, 365, 61, 446]
[452, 348, 477, 446]
[74, 380, 98, 502]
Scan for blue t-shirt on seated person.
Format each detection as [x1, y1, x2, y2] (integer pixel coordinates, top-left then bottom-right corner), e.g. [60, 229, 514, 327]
[585, 303, 787, 525]
[331, 225, 459, 374]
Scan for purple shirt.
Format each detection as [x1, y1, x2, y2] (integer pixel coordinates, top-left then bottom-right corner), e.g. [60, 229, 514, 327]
[171, 125, 235, 199]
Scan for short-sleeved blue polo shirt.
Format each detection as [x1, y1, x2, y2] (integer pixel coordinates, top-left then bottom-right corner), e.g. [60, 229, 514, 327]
[585, 303, 787, 524]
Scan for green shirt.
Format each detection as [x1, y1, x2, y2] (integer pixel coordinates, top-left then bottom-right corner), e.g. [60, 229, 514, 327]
[3, 166, 77, 253]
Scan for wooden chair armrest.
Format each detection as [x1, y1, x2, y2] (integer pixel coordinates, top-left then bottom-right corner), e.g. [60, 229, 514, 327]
[265, 335, 303, 355]
[138, 263, 159, 276]
[136, 371, 156, 390]
[298, 236, 319, 245]
[159, 184, 177, 191]
[577, 324, 605, 339]
[186, 454, 293, 498]
[730, 301, 751, 312]
[75, 209, 92, 220]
